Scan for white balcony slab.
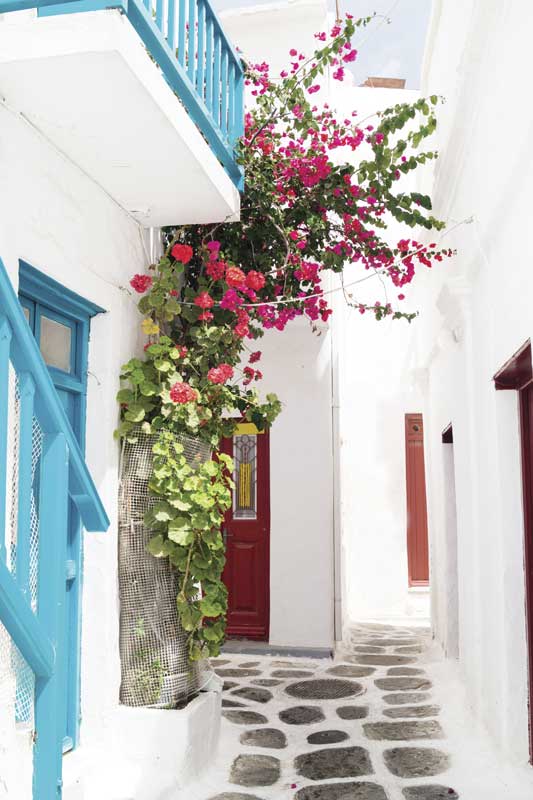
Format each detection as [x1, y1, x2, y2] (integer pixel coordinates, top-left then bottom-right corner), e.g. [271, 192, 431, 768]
[0, 9, 240, 227]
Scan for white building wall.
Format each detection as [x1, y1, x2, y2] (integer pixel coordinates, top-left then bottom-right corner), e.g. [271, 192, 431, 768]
[0, 95, 221, 798]
[414, 0, 533, 762]
[260, 323, 334, 650]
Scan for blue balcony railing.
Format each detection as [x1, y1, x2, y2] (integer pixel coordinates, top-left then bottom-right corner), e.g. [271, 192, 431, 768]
[0, 0, 245, 189]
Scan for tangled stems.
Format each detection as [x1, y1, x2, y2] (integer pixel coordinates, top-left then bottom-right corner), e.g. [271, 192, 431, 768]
[117, 14, 453, 661]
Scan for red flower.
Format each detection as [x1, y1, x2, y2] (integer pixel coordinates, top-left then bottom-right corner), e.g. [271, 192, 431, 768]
[171, 243, 194, 264]
[225, 265, 246, 288]
[246, 271, 266, 291]
[207, 363, 234, 384]
[169, 382, 197, 404]
[198, 310, 214, 321]
[194, 291, 214, 309]
[207, 260, 226, 280]
[234, 323, 249, 338]
[249, 351, 262, 363]
[130, 274, 153, 293]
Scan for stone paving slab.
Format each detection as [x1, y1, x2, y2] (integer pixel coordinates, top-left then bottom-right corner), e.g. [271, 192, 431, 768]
[402, 787, 459, 799]
[307, 729, 349, 745]
[294, 782, 388, 799]
[383, 692, 432, 705]
[230, 754, 281, 786]
[383, 704, 440, 719]
[375, 677, 432, 692]
[240, 728, 287, 749]
[336, 705, 369, 720]
[294, 745, 373, 780]
[384, 747, 451, 777]
[363, 720, 444, 740]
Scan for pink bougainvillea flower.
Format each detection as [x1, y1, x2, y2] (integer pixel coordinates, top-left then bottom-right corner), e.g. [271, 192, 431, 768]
[169, 382, 197, 404]
[289, 48, 297, 56]
[207, 363, 234, 384]
[333, 67, 345, 81]
[308, 84, 321, 94]
[375, 133, 384, 145]
[206, 240, 221, 261]
[220, 289, 242, 311]
[343, 49, 357, 63]
[249, 351, 262, 363]
[130, 274, 153, 293]
[225, 265, 247, 288]
[194, 291, 214, 309]
[171, 243, 194, 264]
[246, 271, 266, 291]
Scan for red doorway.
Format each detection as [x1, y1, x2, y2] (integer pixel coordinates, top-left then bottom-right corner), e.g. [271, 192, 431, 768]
[221, 425, 270, 640]
[405, 413, 430, 586]
[494, 340, 533, 761]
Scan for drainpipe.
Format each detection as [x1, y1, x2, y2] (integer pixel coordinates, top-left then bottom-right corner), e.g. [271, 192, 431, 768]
[330, 277, 343, 644]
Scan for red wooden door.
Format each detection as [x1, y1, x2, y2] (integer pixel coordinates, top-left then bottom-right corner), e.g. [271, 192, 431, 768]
[221, 427, 270, 640]
[519, 382, 533, 761]
[405, 413, 430, 585]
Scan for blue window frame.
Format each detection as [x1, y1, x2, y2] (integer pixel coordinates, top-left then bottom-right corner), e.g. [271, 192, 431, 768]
[18, 261, 104, 753]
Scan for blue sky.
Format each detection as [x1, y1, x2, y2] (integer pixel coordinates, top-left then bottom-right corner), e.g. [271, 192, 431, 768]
[212, 0, 433, 89]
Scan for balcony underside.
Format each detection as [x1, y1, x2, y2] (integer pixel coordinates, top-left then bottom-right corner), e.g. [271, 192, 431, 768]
[0, 10, 240, 227]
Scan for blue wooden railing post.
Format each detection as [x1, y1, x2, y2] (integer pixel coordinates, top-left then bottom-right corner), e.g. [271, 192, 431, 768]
[16, 372, 36, 601]
[0, 316, 13, 566]
[34, 432, 69, 800]
[205, 12, 213, 110]
[187, 0, 196, 84]
[196, 0, 205, 98]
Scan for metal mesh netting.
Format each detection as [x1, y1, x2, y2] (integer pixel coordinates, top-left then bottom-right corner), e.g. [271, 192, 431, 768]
[118, 430, 213, 708]
[0, 369, 42, 730]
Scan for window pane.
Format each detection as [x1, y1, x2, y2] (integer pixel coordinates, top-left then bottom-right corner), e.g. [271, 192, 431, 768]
[22, 307, 30, 324]
[233, 434, 257, 520]
[40, 315, 72, 372]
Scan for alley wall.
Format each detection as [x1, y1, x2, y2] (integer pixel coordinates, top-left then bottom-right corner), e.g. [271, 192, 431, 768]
[414, 0, 533, 763]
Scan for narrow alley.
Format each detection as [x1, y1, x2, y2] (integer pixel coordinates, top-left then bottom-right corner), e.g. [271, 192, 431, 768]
[189, 625, 533, 800]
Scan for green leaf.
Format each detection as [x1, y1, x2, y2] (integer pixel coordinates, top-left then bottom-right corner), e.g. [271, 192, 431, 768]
[167, 527, 194, 546]
[117, 388, 134, 403]
[152, 502, 176, 522]
[146, 535, 166, 557]
[140, 381, 160, 397]
[124, 404, 146, 423]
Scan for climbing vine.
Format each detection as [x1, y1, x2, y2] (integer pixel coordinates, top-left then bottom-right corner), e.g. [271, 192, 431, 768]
[117, 13, 453, 661]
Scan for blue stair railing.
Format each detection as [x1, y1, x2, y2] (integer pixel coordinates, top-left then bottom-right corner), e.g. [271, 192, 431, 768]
[0, 257, 109, 798]
[0, 0, 245, 189]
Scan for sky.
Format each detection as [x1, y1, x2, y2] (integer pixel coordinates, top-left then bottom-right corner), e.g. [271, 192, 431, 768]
[211, 0, 433, 89]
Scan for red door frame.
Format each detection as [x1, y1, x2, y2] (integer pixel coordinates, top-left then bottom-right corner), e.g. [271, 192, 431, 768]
[494, 340, 533, 761]
[221, 429, 270, 640]
[405, 413, 430, 586]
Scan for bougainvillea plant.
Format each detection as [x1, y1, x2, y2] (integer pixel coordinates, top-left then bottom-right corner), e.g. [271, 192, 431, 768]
[117, 14, 453, 661]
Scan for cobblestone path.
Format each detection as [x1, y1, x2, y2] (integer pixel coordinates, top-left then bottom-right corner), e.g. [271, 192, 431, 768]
[189, 623, 459, 800]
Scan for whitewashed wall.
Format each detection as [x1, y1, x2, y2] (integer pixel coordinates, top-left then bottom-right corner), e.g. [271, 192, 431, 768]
[413, 0, 533, 763]
[0, 97, 221, 798]
[259, 322, 335, 650]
